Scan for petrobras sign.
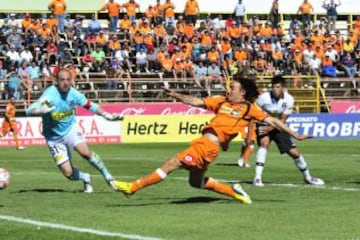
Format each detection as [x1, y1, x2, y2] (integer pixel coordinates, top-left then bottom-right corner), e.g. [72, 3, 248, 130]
[287, 114, 360, 139]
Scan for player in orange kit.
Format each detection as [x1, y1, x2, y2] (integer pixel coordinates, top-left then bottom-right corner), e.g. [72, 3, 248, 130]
[0, 98, 26, 150]
[114, 74, 312, 204]
[237, 118, 256, 168]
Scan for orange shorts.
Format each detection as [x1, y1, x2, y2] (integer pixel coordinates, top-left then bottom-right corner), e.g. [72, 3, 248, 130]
[2, 120, 17, 134]
[176, 136, 220, 170]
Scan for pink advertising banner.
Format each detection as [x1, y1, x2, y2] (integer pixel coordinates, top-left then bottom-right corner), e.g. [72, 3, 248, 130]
[0, 117, 121, 147]
[77, 103, 212, 116]
[330, 100, 360, 113]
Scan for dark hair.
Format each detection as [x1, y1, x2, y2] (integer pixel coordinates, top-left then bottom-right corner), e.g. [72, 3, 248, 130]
[232, 73, 259, 103]
[271, 75, 286, 86]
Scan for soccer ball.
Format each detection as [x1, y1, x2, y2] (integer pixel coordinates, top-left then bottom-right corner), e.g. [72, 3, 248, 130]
[0, 168, 10, 190]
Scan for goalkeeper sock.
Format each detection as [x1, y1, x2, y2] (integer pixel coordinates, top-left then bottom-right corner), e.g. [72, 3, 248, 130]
[203, 177, 235, 198]
[255, 147, 267, 179]
[88, 152, 112, 180]
[131, 168, 167, 193]
[70, 167, 90, 182]
[294, 155, 311, 180]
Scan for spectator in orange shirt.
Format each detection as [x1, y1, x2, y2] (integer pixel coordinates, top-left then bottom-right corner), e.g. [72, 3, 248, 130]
[161, 54, 176, 79]
[144, 5, 156, 26]
[162, 0, 176, 27]
[46, 14, 59, 30]
[99, 0, 121, 32]
[48, 0, 67, 33]
[184, 21, 195, 39]
[0, 97, 25, 150]
[153, 0, 164, 26]
[271, 46, 283, 69]
[218, 37, 232, 63]
[108, 35, 121, 55]
[21, 13, 32, 34]
[207, 46, 220, 65]
[144, 32, 155, 52]
[173, 58, 186, 79]
[293, 49, 303, 73]
[153, 23, 167, 47]
[119, 15, 131, 33]
[297, 0, 313, 29]
[184, 0, 200, 26]
[234, 45, 249, 67]
[122, 0, 140, 24]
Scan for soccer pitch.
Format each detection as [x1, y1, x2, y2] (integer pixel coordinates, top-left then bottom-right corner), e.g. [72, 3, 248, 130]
[0, 140, 359, 240]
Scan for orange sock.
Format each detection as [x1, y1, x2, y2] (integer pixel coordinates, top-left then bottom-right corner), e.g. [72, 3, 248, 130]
[203, 177, 235, 198]
[131, 168, 167, 193]
[243, 144, 254, 164]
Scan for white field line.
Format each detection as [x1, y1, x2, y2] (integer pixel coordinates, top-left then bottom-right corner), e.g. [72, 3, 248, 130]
[0, 215, 166, 240]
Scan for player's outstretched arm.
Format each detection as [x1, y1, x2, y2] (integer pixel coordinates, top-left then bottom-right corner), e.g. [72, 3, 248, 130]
[264, 116, 313, 141]
[163, 88, 205, 108]
[26, 99, 55, 116]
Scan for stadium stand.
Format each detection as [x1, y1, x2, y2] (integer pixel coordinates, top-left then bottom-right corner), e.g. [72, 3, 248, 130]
[0, 0, 360, 116]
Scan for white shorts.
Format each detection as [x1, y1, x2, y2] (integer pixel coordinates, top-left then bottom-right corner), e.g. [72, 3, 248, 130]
[46, 125, 86, 166]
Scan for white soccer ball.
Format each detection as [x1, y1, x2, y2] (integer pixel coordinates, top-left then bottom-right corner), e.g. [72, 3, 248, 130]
[0, 168, 10, 190]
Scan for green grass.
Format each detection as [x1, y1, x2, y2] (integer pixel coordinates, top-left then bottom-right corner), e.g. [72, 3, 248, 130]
[0, 140, 359, 240]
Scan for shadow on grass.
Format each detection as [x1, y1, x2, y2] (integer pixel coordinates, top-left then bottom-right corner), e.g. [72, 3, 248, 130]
[346, 181, 360, 184]
[171, 196, 223, 204]
[108, 196, 227, 207]
[16, 189, 80, 193]
[215, 163, 239, 167]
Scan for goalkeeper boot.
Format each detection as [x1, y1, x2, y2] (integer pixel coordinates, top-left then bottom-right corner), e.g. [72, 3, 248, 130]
[237, 157, 244, 167]
[232, 183, 252, 204]
[114, 181, 134, 197]
[17, 146, 26, 151]
[305, 176, 325, 186]
[106, 177, 117, 191]
[83, 176, 93, 193]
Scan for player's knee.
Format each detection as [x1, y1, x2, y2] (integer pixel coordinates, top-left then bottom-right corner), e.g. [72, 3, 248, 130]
[188, 178, 202, 188]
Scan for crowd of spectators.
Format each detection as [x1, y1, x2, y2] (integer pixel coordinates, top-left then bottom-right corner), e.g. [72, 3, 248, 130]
[0, 0, 359, 101]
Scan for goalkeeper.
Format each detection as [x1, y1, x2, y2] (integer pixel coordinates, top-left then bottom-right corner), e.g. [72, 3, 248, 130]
[26, 69, 123, 193]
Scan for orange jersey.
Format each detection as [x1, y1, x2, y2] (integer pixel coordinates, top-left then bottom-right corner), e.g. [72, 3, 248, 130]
[154, 25, 166, 37]
[48, 0, 66, 15]
[6, 103, 16, 119]
[2, 102, 17, 134]
[46, 18, 58, 29]
[203, 96, 266, 144]
[123, 2, 139, 16]
[184, 0, 199, 15]
[22, 18, 32, 29]
[162, 2, 175, 17]
[102, 2, 121, 17]
[299, 2, 312, 14]
[207, 50, 220, 63]
[234, 50, 248, 61]
[119, 18, 131, 30]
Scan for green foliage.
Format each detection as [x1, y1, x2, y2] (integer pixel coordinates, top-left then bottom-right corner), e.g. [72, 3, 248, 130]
[0, 140, 359, 240]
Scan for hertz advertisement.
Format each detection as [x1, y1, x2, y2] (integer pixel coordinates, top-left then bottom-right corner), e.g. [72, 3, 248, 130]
[122, 115, 214, 143]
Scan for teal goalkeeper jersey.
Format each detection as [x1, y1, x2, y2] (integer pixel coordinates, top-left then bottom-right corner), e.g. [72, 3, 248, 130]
[39, 85, 88, 140]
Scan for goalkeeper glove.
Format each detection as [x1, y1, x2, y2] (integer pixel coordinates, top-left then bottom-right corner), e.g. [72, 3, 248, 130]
[102, 112, 124, 121]
[34, 100, 55, 115]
